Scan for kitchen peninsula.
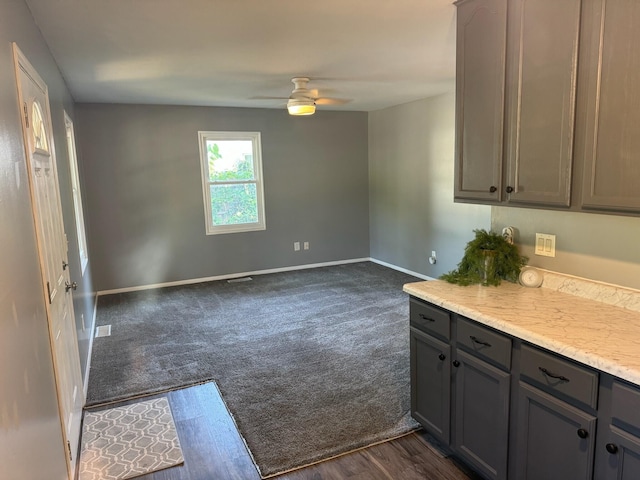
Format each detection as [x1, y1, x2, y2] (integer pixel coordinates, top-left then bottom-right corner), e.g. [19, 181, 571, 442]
[404, 272, 640, 480]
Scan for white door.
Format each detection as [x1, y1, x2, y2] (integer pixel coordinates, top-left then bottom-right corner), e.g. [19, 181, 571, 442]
[13, 44, 84, 479]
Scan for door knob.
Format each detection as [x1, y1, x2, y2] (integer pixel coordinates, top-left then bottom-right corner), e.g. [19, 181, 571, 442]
[65, 281, 77, 292]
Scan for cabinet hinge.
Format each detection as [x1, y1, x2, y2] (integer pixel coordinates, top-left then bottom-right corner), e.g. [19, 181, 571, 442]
[66, 440, 72, 461]
[23, 102, 29, 128]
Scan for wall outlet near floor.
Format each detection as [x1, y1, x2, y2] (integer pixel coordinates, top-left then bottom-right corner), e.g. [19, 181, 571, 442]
[294, 242, 300, 251]
[535, 233, 556, 257]
[303, 241, 309, 250]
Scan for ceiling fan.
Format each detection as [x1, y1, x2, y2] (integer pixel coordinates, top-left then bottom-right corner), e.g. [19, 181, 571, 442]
[255, 77, 350, 116]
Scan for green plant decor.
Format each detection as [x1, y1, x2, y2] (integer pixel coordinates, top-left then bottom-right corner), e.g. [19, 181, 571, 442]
[440, 229, 528, 286]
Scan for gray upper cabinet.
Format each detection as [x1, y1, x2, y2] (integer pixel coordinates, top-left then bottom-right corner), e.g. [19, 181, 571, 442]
[454, 0, 580, 207]
[577, 0, 640, 212]
[455, 0, 640, 216]
[454, 0, 507, 202]
[504, 0, 581, 207]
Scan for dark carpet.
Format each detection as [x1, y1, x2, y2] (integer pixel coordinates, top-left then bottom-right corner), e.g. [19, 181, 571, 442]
[87, 261, 421, 477]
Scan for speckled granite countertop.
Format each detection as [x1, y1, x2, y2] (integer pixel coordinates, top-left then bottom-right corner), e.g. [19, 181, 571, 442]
[404, 279, 640, 386]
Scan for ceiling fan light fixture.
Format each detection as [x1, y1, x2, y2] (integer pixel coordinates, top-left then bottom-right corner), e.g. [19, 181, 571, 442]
[287, 98, 316, 116]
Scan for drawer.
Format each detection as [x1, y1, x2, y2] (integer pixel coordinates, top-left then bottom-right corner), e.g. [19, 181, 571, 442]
[456, 317, 512, 370]
[410, 298, 450, 340]
[611, 380, 640, 430]
[520, 344, 599, 409]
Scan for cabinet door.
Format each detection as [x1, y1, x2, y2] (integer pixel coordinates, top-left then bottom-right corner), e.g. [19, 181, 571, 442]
[454, 0, 507, 202]
[453, 350, 510, 480]
[578, 0, 640, 212]
[410, 327, 451, 444]
[504, 0, 580, 206]
[516, 382, 596, 480]
[600, 425, 640, 480]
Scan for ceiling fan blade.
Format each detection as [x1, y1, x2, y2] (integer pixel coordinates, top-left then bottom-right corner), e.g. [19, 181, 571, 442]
[249, 95, 290, 100]
[315, 98, 351, 106]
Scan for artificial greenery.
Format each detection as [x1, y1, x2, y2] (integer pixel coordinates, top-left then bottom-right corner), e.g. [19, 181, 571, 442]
[440, 229, 528, 286]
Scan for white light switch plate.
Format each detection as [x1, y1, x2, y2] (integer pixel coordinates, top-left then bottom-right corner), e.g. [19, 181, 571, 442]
[535, 233, 556, 257]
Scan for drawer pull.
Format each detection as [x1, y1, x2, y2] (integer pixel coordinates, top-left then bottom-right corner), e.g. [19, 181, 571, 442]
[539, 366, 570, 383]
[469, 335, 492, 347]
[606, 443, 618, 454]
[419, 313, 435, 322]
[577, 428, 589, 439]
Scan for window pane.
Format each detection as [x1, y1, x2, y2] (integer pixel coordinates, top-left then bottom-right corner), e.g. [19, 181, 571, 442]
[210, 183, 258, 225]
[207, 140, 255, 182]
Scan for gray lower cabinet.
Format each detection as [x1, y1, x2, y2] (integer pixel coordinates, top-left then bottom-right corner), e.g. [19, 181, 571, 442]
[409, 296, 640, 479]
[410, 326, 451, 444]
[515, 382, 596, 480]
[600, 427, 640, 479]
[453, 349, 510, 480]
[595, 377, 640, 479]
[410, 298, 511, 480]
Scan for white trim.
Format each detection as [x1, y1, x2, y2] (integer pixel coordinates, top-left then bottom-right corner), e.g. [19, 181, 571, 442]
[63, 111, 89, 275]
[198, 131, 266, 235]
[97, 258, 371, 296]
[82, 294, 99, 403]
[369, 257, 434, 281]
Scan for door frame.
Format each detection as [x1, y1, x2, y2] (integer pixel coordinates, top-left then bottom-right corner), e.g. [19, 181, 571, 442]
[12, 42, 83, 480]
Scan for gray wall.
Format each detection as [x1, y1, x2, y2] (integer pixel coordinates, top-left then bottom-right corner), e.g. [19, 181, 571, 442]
[492, 207, 640, 290]
[75, 104, 370, 291]
[369, 93, 491, 277]
[0, 0, 96, 477]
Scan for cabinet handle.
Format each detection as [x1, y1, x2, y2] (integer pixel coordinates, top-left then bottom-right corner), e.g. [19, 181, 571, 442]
[469, 335, 492, 347]
[489, 186, 497, 193]
[577, 428, 589, 439]
[438, 353, 446, 361]
[606, 443, 618, 454]
[453, 360, 460, 368]
[506, 186, 514, 193]
[538, 367, 570, 383]
[418, 313, 435, 322]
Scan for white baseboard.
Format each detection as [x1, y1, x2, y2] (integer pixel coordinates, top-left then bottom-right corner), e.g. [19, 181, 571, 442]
[83, 293, 98, 403]
[97, 258, 373, 296]
[369, 258, 434, 281]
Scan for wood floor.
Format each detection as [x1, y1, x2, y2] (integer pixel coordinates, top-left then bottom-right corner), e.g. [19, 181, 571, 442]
[81, 382, 480, 480]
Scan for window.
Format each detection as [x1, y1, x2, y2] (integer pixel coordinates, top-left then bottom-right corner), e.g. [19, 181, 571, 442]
[198, 131, 266, 235]
[64, 112, 89, 274]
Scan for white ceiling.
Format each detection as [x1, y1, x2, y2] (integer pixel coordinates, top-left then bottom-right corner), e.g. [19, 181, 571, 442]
[25, 0, 457, 112]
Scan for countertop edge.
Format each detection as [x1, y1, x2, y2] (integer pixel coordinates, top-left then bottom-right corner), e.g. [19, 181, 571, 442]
[404, 281, 640, 387]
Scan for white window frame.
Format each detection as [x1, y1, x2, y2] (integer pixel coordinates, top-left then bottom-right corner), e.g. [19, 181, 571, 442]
[198, 131, 266, 235]
[64, 111, 89, 274]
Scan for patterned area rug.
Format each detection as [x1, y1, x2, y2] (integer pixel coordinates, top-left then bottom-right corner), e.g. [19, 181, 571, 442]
[79, 397, 184, 480]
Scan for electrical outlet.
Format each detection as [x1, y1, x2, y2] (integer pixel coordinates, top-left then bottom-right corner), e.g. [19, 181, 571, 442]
[294, 242, 300, 251]
[304, 241, 309, 250]
[535, 233, 556, 257]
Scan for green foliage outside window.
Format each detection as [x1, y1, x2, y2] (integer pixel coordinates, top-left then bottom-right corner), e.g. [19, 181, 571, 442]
[207, 141, 258, 226]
